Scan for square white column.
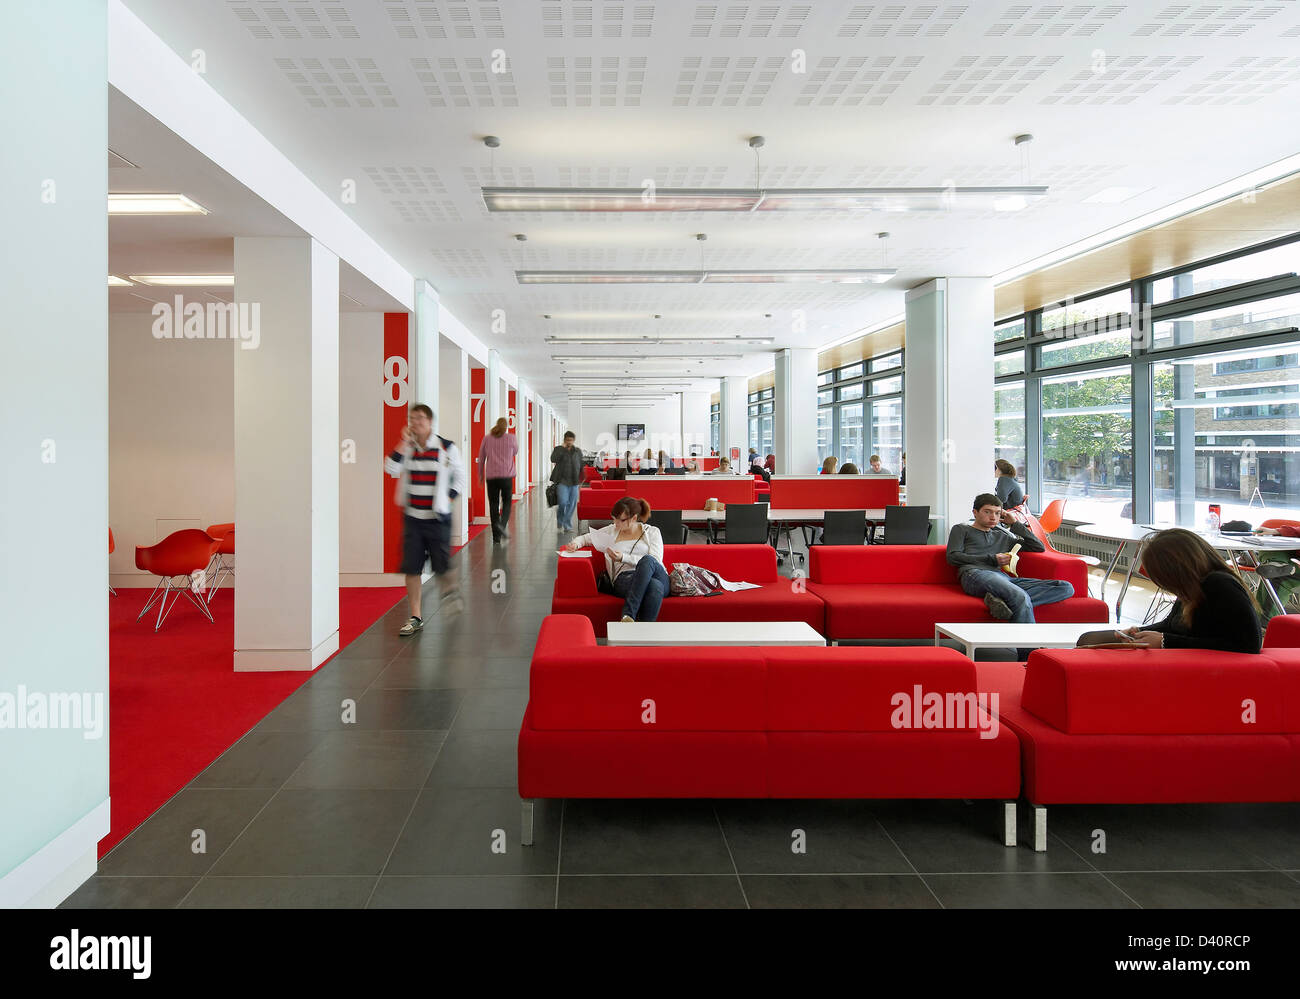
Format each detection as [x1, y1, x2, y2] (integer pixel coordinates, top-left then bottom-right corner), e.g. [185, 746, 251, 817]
[680, 391, 711, 458]
[413, 279, 440, 414]
[720, 375, 748, 466]
[904, 277, 994, 538]
[775, 347, 818, 475]
[233, 237, 340, 671]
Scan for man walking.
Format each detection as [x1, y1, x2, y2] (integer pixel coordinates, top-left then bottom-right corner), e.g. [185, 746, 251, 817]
[386, 403, 467, 635]
[550, 430, 584, 532]
[947, 493, 1073, 627]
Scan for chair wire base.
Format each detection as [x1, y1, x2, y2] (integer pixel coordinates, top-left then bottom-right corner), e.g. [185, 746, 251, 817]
[136, 574, 215, 632]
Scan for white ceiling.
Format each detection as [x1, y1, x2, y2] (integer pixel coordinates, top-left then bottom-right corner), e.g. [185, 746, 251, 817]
[118, 0, 1300, 400]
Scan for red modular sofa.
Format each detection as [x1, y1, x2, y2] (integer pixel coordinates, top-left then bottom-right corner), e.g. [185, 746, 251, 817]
[974, 616, 1300, 849]
[553, 543, 824, 638]
[769, 474, 898, 510]
[808, 545, 1109, 641]
[576, 481, 625, 523]
[518, 614, 1020, 844]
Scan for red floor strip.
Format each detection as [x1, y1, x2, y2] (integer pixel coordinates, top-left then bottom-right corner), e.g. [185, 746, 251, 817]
[104, 586, 403, 858]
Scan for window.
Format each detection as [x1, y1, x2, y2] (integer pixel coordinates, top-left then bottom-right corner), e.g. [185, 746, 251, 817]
[1040, 287, 1131, 333]
[995, 381, 1026, 481]
[870, 352, 902, 372]
[839, 403, 864, 469]
[709, 402, 719, 454]
[817, 405, 831, 461]
[994, 350, 1025, 377]
[838, 383, 864, 402]
[995, 317, 1026, 343]
[870, 375, 902, 396]
[1152, 242, 1300, 304]
[817, 370, 833, 386]
[1153, 345, 1300, 526]
[1215, 353, 1297, 375]
[1040, 366, 1133, 522]
[870, 399, 902, 472]
[1040, 326, 1131, 369]
[1150, 292, 1300, 351]
[838, 362, 865, 379]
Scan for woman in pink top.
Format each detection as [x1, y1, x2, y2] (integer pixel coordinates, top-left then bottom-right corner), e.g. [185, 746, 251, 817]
[477, 417, 518, 544]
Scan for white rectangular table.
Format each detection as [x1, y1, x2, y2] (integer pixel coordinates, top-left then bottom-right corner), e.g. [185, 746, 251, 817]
[934, 621, 1105, 658]
[606, 620, 825, 647]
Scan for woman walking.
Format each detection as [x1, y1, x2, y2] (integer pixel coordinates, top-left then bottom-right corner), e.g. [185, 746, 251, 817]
[564, 497, 668, 622]
[477, 417, 518, 544]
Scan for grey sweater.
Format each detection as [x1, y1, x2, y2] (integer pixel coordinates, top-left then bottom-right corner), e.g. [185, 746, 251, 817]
[946, 521, 1043, 575]
[996, 476, 1025, 509]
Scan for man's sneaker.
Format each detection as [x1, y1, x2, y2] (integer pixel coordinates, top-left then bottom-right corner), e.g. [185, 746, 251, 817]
[500, 526, 510, 539]
[620, 615, 635, 623]
[399, 616, 423, 636]
[441, 589, 465, 617]
[984, 593, 1014, 621]
[1257, 561, 1297, 581]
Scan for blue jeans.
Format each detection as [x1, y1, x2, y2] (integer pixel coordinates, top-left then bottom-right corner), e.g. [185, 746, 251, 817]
[556, 482, 579, 530]
[611, 557, 670, 621]
[960, 568, 1074, 624]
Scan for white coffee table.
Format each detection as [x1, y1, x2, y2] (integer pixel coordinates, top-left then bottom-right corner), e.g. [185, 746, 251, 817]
[934, 621, 1106, 658]
[606, 621, 825, 647]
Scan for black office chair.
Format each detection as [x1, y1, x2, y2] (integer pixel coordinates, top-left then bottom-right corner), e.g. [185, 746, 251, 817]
[665, 466, 687, 475]
[648, 509, 688, 545]
[715, 503, 769, 545]
[821, 510, 868, 546]
[637, 468, 657, 475]
[880, 505, 931, 545]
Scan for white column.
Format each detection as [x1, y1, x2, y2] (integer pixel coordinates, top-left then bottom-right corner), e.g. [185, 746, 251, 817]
[413, 279, 439, 414]
[233, 237, 340, 671]
[0, 0, 109, 907]
[904, 277, 994, 538]
[720, 375, 748, 468]
[775, 347, 818, 475]
[515, 378, 529, 497]
[438, 336, 470, 547]
[680, 391, 712, 458]
[487, 349, 502, 426]
[566, 398, 583, 451]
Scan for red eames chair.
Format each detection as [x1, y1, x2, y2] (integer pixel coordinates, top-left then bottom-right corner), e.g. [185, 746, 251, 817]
[135, 530, 220, 631]
[204, 522, 235, 604]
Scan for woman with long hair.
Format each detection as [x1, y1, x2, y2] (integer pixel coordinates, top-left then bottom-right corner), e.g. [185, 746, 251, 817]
[820, 456, 839, 475]
[564, 497, 668, 622]
[477, 416, 518, 544]
[1077, 528, 1262, 653]
[994, 458, 1025, 510]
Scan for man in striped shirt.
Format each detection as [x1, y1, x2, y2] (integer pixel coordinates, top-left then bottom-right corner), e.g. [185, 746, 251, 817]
[385, 403, 468, 635]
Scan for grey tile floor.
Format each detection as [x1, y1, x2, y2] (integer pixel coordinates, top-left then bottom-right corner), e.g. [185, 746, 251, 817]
[64, 494, 1300, 909]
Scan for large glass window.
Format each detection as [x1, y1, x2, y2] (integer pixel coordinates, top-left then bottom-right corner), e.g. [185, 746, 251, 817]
[1152, 242, 1300, 304]
[709, 402, 719, 454]
[839, 403, 864, 469]
[995, 380, 1026, 480]
[1150, 292, 1300, 351]
[870, 399, 902, 472]
[1153, 345, 1300, 527]
[1040, 287, 1131, 333]
[995, 350, 1025, 377]
[995, 317, 1026, 343]
[1040, 366, 1133, 522]
[817, 404, 832, 461]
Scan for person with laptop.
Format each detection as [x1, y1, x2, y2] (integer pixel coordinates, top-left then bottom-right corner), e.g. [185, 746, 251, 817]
[946, 493, 1074, 627]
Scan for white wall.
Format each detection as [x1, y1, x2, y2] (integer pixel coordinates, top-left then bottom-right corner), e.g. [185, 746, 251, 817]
[580, 401, 682, 457]
[108, 312, 235, 583]
[339, 313, 383, 573]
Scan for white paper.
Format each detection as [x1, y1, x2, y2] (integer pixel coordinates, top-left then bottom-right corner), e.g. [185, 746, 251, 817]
[559, 550, 593, 558]
[586, 531, 613, 553]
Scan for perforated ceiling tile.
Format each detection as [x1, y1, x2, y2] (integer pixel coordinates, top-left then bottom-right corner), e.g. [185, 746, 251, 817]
[275, 57, 396, 108]
[228, 1, 359, 40]
[841, 164, 928, 185]
[985, 4, 1123, 38]
[837, 4, 968, 39]
[546, 56, 648, 108]
[795, 54, 922, 107]
[674, 54, 785, 108]
[556, 166, 635, 185]
[382, 0, 504, 39]
[690, 4, 813, 39]
[541, 2, 656, 38]
[429, 248, 494, 280]
[1040, 54, 1202, 105]
[410, 56, 517, 107]
[1165, 55, 1300, 105]
[1133, 4, 1289, 39]
[651, 165, 733, 186]
[918, 53, 1061, 106]
[755, 164, 832, 185]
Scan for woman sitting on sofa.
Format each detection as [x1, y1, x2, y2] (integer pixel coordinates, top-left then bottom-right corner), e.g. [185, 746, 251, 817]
[1076, 528, 1262, 653]
[564, 497, 668, 624]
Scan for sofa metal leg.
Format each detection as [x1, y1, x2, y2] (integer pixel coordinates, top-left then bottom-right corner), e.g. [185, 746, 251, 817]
[1032, 804, 1047, 852]
[1002, 800, 1017, 847]
[521, 799, 534, 847]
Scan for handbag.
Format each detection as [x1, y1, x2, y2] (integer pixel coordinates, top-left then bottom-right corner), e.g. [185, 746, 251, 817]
[545, 483, 558, 508]
[669, 563, 722, 597]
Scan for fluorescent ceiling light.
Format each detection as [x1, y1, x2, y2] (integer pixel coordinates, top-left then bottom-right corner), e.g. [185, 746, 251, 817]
[519, 270, 894, 285]
[552, 354, 744, 361]
[108, 275, 133, 286]
[1082, 186, 1150, 205]
[128, 274, 235, 286]
[484, 186, 1047, 213]
[109, 193, 209, 215]
[541, 311, 772, 320]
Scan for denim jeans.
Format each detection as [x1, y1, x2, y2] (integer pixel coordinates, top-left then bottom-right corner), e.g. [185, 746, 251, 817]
[611, 557, 670, 621]
[959, 568, 1074, 624]
[556, 482, 580, 530]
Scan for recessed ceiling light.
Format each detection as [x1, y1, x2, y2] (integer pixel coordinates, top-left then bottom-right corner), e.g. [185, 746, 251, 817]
[108, 275, 133, 287]
[484, 186, 1047, 213]
[128, 274, 235, 286]
[109, 193, 209, 215]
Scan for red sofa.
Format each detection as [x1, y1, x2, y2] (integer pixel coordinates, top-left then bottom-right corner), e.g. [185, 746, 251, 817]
[518, 614, 1021, 844]
[576, 481, 625, 523]
[769, 474, 898, 510]
[808, 545, 1109, 641]
[975, 619, 1300, 849]
[552, 543, 824, 638]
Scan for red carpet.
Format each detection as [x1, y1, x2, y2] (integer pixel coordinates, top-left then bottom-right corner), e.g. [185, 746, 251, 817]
[104, 586, 404, 858]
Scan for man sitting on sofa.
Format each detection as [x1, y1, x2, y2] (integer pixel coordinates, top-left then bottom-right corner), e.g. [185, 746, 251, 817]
[947, 493, 1074, 626]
